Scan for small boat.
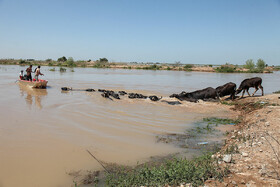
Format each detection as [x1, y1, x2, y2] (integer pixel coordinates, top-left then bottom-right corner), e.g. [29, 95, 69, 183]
[18, 79, 48, 88]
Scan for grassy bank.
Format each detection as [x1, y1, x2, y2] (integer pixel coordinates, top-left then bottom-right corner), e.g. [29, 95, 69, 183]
[104, 153, 229, 187]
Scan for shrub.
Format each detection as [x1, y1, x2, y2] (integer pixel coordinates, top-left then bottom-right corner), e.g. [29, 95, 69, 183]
[66, 57, 76, 67]
[60, 67, 66, 72]
[184, 64, 193, 69]
[244, 59, 255, 70]
[256, 59, 266, 70]
[215, 65, 236, 73]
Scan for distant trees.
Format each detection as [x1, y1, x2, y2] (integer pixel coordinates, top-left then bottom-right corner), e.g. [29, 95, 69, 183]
[58, 56, 67, 62]
[99, 58, 108, 63]
[244, 59, 267, 73]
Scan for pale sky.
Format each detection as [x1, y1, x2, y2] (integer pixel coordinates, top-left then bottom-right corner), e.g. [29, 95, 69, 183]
[0, 0, 280, 65]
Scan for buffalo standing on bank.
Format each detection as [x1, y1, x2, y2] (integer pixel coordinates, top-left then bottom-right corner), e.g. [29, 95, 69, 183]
[236, 77, 264, 97]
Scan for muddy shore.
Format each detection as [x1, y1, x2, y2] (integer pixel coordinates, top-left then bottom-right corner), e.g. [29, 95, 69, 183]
[206, 94, 280, 187]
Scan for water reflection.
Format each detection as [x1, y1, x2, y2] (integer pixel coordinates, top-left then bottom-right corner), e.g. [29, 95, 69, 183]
[18, 84, 48, 109]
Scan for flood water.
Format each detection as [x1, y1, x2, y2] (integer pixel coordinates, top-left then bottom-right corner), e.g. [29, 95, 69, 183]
[0, 65, 279, 187]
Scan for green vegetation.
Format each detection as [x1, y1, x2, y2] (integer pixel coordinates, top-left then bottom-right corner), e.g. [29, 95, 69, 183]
[142, 64, 161, 70]
[184, 64, 193, 71]
[256, 59, 266, 70]
[105, 153, 229, 187]
[203, 117, 240, 125]
[59, 67, 66, 72]
[220, 101, 237, 106]
[49, 68, 55, 71]
[215, 65, 236, 73]
[225, 144, 239, 154]
[244, 59, 255, 70]
[273, 90, 280, 94]
[57, 56, 67, 62]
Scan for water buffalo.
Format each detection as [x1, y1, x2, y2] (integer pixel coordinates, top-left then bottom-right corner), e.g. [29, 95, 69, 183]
[236, 77, 264, 97]
[128, 93, 147, 99]
[149, 95, 162, 101]
[170, 87, 219, 102]
[118, 91, 127, 95]
[216, 82, 236, 100]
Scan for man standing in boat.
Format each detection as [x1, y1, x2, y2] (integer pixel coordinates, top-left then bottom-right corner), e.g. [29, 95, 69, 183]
[26, 65, 33, 81]
[35, 66, 44, 81]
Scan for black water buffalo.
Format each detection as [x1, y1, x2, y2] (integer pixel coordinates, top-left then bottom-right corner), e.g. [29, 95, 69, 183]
[236, 77, 264, 97]
[118, 91, 127, 95]
[100, 90, 120, 99]
[128, 93, 147, 99]
[149, 95, 162, 101]
[170, 87, 219, 102]
[216, 82, 236, 100]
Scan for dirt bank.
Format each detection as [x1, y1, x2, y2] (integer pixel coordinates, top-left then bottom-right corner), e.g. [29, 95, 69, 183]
[206, 94, 280, 187]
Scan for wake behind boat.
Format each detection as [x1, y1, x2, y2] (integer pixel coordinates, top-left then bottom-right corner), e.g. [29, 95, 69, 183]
[18, 79, 48, 89]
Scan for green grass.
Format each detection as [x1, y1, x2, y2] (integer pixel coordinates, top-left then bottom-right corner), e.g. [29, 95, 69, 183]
[220, 101, 237, 106]
[105, 153, 229, 187]
[203, 117, 240, 125]
[49, 68, 55, 71]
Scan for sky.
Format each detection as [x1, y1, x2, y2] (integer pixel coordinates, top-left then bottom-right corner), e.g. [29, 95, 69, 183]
[0, 0, 279, 65]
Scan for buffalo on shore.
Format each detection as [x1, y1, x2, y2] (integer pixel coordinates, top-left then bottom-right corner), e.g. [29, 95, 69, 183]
[236, 77, 264, 97]
[216, 82, 236, 100]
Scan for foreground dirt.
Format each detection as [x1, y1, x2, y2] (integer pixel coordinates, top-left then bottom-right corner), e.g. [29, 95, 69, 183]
[206, 94, 280, 187]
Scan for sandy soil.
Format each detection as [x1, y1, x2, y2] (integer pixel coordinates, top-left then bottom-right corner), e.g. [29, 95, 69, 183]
[205, 94, 280, 187]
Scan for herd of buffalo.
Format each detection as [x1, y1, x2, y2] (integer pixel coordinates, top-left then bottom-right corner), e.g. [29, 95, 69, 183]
[61, 77, 264, 103]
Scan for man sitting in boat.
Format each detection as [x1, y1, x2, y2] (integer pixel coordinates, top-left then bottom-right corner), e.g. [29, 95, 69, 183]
[19, 70, 24, 80]
[34, 66, 44, 81]
[26, 65, 33, 81]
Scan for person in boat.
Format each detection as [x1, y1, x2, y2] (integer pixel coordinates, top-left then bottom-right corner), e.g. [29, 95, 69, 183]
[19, 70, 24, 80]
[34, 66, 44, 81]
[26, 65, 33, 81]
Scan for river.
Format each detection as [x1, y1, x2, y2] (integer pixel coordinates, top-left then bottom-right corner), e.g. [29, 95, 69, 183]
[0, 65, 279, 187]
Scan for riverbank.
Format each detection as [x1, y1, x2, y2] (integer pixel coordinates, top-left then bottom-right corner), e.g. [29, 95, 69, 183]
[69, 94, 280, 186]
[206, 94, 280, 186]
[0, 59, 277, 73]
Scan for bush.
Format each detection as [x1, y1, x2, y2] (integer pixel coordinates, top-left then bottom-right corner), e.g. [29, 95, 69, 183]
[215, 65, 236, 73]
[184, 64, 193, 69]
[244, 59, 255, 70]
[256, 59, 266, 70]
[19, 60, 26, 64]
[66, 57, 76, 67]
[59, 67, 66, 72]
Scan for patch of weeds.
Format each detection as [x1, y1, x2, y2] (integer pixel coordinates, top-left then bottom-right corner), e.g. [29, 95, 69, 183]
[105, 153, 229, 187]
[273, 90, 280, 94]
[225, 144, 239, 154]
[234, 101, 268, 113]
[203, 117, 240, 125]
[49, 68, 55, 71]
[60, 67, 66, 72]
[220, 101, 237, 106]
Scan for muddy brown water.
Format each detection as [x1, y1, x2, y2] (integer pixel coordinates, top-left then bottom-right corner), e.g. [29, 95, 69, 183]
[0, 65, 279, 187]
